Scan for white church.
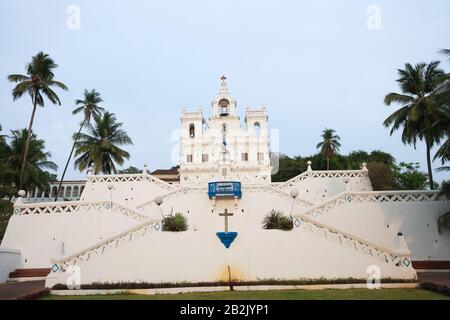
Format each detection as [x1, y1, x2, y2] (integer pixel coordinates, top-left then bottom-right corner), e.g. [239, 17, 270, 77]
[0, 78, 449, 287]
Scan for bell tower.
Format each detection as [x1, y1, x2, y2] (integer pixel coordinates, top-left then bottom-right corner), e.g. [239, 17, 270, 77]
[212, 76, 237, 117]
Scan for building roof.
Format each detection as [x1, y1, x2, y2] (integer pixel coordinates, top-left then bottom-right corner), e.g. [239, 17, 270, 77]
[151, 168, 179, 175]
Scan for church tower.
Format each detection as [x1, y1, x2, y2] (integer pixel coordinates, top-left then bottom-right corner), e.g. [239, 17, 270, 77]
[179, 77, 272, 185]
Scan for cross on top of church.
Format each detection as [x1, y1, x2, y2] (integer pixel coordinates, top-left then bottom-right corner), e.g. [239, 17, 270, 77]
[219, 208, 234, 232]
[219, 75, 229, 95]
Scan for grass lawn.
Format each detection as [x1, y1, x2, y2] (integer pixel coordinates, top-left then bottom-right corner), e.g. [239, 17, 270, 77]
[41, 288, 449, 300]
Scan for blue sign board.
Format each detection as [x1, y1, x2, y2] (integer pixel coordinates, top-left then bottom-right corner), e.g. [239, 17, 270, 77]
[208, 181, 242, 199]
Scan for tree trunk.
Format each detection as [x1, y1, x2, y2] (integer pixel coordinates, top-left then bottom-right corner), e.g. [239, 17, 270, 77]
[19, 95, 38, 190]
[54, 119, 86, 201]
[426, 140, 434, 190]
[327, 156, 330, 170]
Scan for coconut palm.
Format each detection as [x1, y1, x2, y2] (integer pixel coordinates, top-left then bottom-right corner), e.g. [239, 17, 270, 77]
[384, 62, 446, 189]
[73, 112, 132, 174]
[316, 128, 341, 170]
[54, 90, 104, 201]
[432, 50, 450, 165]
[8, 52, 68, 189]
[1, 129, 57, 193]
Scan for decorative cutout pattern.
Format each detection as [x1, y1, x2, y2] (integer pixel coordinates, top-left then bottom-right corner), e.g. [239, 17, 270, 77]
[54, 218, 161, 271]
[14, 201, 149, 222]
[292, 214, 411, 267]
[87, 173, 176, 191]
[275, 170, 370, 191]
[300, 191, 440, 218]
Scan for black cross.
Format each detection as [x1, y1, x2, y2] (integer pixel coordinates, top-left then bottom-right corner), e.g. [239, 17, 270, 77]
[219, 209, 234, 232]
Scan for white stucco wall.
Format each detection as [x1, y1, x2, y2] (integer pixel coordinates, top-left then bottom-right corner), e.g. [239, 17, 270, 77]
[314, 199, 450, 261]
[46, 230, 416, 287]
[80, 175, 174, 207]
[0, 248, 21, 283]
[0, 211, 138, 268]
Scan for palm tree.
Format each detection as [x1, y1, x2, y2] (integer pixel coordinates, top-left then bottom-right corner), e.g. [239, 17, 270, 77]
[433, 50, 450, 165]
[54, 90, 104, 201]
[384, 62, 446, 189]
[1, 129, 57, 193]
[73, 112, 132, 174]
[316, 128, 341, 170]
[8, 52, 68, 189]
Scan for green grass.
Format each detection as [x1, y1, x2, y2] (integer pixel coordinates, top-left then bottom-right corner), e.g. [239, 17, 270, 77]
[41, 288, 449, 300]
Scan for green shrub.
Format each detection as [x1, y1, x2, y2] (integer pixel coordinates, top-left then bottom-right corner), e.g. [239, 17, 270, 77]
[162, 213, 188, 232]
[262, 210, 293, 231]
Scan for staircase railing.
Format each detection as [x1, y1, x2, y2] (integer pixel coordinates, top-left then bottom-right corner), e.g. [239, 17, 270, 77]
[14, 200, 150, 222]
[291, 210, 413, 268]
[52, 217, 162, 271]
[275, 169, 370, 191]
[297, 190, 440, 218]
[86, 173, 177, 192]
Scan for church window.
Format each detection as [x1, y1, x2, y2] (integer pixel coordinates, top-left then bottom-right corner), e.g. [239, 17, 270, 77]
[186, 154, 193, 163]
[73, 186, 79, 198]
[222, 123, 227, 133]
[254, 122, 261, 136]
[242, 153, 249, 161]
[222, 168, 227, 177]
[65, 186, 72, 198]
[258, 153, 264, 161]
[189, 124, 195, 138]
[202, 154, 209, 162]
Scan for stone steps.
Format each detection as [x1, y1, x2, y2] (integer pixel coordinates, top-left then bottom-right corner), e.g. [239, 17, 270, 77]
[8, 268, 51, 282]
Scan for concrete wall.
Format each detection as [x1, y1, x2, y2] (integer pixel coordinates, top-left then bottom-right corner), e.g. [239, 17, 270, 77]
[46, 230, 416, 287]
[0, 212, 138, 268]
[315, 200, 450, 261]
[0, 248, 21, 283]
[80, 175, 174, 208]
[276, 171, 373, 204]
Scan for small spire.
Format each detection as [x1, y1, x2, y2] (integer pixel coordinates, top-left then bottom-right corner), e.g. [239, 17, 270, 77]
[219, 75, 229, 96]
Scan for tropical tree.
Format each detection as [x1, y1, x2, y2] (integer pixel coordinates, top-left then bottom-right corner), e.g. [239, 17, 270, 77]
[384, 61, 446, 189]
[55, 90, 104, 201]
[117, 166, 142, 174]
[316, 128, 341, 170]
[8, 52, 68, 189]
[1, 129, 57, 193]
[73, 112, 133, 174]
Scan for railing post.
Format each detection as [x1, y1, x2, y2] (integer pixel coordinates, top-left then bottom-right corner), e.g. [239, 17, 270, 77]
[13, 190, 26, 214]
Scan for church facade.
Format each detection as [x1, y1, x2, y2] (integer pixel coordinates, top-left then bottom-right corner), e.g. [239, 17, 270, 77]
[179, 77, 272, 185]
[0, 78, 449, 287]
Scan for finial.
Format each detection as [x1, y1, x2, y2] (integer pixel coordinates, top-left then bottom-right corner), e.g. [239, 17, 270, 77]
[362, 162, 368, 171]
[143, 162, 148, 174]
[290, 189, 299, 199]
[219, 75, 229, 96]
[16, 190, 26, 205]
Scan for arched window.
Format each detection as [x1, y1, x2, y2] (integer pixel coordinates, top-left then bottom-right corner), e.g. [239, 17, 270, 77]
[58, 186, 65, 198]
[189, 124, 195, 138]
[51, 186, 58, 198]
[65, 186, 72, 198]
[73, 186, 79, 198]
[254, 122, 261, 136]
[219, 99, 230, 116]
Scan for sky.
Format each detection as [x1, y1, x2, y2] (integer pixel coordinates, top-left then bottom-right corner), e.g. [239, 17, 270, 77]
[0, 0, 449, 182]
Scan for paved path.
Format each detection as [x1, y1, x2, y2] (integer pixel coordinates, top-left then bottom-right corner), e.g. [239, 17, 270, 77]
[0, 280, 46, 300]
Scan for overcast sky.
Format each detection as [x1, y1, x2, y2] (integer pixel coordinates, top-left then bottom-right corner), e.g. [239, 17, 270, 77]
[0, 0, 449, 182]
